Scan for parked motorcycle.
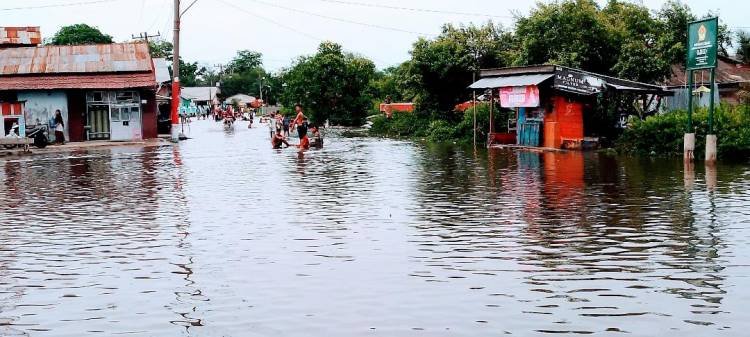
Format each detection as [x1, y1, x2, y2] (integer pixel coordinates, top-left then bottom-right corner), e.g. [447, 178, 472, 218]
[3, 123, 49, 149]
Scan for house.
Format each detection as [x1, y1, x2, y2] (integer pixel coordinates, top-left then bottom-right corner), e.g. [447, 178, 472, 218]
[224, 94, 260, 108]
[469, 65, 671, 150]
[663, 56, 750, 110]
[0, 28, 158, 142]
[181, 86, 220, 109]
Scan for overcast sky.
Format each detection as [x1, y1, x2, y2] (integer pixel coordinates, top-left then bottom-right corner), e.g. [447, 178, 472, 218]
[2, 0, 747, 72]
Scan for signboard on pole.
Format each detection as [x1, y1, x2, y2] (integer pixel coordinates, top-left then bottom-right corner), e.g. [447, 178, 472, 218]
[687, 17, 719, 70]
[499, 85, 540, 108]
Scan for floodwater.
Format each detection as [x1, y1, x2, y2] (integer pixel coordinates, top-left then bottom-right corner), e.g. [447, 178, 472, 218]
[1, 120, 749, 337]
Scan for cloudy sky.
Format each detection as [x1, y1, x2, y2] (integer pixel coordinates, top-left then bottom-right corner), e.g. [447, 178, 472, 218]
[2, 0, 747, 72]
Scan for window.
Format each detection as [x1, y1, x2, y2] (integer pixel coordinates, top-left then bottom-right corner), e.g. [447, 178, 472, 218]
[87, 91, 107, 103]
[120, 107, 130, 121]
[110, 107, 121, 122]
[115, 91, 138, 103]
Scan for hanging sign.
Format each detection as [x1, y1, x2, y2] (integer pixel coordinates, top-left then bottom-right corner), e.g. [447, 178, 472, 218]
[687, 17, 718, 70]
[499, 85, 540, 108]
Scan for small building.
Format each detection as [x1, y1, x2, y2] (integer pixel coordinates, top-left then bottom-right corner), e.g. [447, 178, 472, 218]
[0, 31, 158, 142]
[181, 86, 220, 110]
[224, 93, 264, 109]
[469, 65, 671, 149]
[663, 56, 750, 110]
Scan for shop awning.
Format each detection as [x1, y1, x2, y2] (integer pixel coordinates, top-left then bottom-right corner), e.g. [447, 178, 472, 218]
[469, 74, 554, 89]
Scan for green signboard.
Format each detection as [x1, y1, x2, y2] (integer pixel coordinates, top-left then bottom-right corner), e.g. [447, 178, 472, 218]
[687, 17, 718, 70]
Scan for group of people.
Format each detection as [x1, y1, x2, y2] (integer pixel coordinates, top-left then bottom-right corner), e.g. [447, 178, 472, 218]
[269, 104, 322, 150]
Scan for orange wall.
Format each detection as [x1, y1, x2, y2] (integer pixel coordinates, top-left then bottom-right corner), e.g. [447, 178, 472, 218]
[544, 96, 584, 148]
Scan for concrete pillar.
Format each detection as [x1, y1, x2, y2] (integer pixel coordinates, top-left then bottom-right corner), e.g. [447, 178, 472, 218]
[705, 134, 717, 163]
[684, 133, 695, 161]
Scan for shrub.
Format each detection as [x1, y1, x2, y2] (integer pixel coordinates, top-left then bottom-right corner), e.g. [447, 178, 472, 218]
[616, 105, 750, 158]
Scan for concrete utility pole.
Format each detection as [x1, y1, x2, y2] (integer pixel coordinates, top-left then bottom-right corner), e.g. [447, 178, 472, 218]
[171, 0, 182, 142]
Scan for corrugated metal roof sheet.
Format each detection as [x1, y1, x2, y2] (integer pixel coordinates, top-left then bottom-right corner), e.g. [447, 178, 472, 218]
[0, 27, 42, 46]
[0, 42, 152, 75]
[469, 74, 554, 89]
[181, 87, 220, 100]
[0, 73, 157, 90]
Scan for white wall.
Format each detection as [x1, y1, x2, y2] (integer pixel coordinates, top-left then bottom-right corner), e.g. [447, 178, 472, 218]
[18, 91, 69, 141]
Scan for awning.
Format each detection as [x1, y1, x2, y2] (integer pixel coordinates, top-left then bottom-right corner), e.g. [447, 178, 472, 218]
[469, 74, 554, 89]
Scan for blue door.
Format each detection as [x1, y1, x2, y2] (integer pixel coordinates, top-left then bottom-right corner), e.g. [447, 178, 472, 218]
[517, 107, 542, 147]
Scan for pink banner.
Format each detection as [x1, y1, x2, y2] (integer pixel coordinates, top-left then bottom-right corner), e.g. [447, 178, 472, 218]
[499, 85, 540, 108]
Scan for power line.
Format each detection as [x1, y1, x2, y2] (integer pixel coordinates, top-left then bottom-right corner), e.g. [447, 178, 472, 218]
[216, 0, 389, 65]
[245, 0, 435, 37]
[217, 0, 323, 41]
[315, 0, 513, 19]
[0, 0, 119, 11]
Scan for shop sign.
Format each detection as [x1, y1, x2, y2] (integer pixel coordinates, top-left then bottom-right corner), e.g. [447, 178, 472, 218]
[499, 85, 540, 108]
[554, 69, 603, 95]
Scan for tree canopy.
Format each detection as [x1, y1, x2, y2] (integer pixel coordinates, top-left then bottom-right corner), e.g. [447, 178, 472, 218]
[48, 24, 113, 45]
[280, 42, 375, 126]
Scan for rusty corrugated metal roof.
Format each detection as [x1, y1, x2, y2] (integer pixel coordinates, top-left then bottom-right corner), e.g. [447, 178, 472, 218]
[0, 27, 42, 46]
[666, 57, 750, 87]
[0, 73, 157, 90]
[0, 42, 152, 75]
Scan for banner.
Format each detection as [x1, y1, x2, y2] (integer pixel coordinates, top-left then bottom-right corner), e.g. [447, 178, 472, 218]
[499, 85, 540, 108]
[687, 17, 718, 70]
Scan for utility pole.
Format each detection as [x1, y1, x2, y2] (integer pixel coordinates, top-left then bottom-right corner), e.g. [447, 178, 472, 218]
[171, 0, 182, 141]
[131, 31, 161, 46]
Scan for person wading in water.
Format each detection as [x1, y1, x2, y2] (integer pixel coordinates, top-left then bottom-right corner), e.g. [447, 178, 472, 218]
[271, 129, 290, 149]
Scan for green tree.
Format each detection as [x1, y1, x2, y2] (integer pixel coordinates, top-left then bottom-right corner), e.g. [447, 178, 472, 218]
[280, 42, 376, 126]
[514, 0, 616, 73]
[406, 22, 514, 114]
[737, 31, 750, 64]
[655, 0, 695, 65]
[148, 39, 173, 58]
[227, 50, 263, 74]
[602, 1, 672, 83]
[48, 24, 113, 45]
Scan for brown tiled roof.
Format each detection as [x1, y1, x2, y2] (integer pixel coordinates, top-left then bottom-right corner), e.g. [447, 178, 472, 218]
[0, 27, 42, 46]
[0, 73, 157, 90]
[0, 42, 152, 75]
[665, 57, 750, 87]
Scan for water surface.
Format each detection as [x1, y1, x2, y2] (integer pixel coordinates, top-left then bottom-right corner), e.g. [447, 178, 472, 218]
[1, 120, 749, 336]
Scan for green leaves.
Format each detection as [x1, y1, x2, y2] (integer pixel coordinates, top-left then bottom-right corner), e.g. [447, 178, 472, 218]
[279, 42, 375, 126]
[47, 24, 113, 45]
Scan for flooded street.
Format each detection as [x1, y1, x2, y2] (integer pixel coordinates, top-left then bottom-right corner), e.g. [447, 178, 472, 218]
[1, 120, 750, 336]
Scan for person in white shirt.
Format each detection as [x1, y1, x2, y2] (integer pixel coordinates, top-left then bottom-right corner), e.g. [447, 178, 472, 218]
[268, 112, 277, 139]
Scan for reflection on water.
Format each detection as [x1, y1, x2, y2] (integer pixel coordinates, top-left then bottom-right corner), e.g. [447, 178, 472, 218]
[1, 121, 749, 336]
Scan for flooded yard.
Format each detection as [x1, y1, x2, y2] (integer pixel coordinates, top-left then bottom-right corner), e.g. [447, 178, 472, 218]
[1, 120, 749, 336]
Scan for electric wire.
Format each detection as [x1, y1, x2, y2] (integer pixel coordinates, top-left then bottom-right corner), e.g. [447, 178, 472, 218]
[245, 0, 435, 37]
[0, 0, 120, 11]
[315, 0, 513, 19]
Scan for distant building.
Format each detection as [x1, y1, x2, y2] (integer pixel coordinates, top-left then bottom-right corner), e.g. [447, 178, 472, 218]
[663, 56, 750, 110]
[224, 94, 257, 107]
[0, 27, 159, 142]
[181, 86, 220, 108]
